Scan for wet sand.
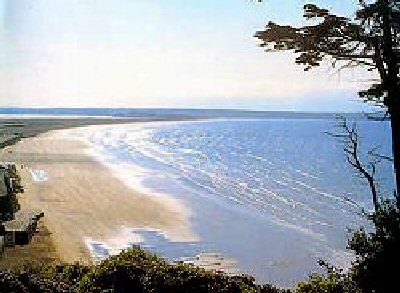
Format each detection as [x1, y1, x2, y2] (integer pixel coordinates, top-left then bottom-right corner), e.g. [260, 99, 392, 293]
[0, 127, 197, 264]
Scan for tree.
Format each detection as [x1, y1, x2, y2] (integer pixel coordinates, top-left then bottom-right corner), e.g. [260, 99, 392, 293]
[255, 0, 400, 196]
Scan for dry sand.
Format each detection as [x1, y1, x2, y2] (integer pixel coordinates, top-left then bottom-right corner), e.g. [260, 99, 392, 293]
[0, 126, 197, 264]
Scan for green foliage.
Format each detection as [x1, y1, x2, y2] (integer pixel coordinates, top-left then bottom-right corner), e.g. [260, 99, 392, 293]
[348, 200, 400, 293]
[255, 4, 366, 71]
[295, 261, 360, 293]
[296, 274, 344, 293]
[0, 270, 29, 293]
[296, 198, 400, 293]
[78, 247, 269, 293]
[255, 1, 400, 106]
[0, 247, 284, 293]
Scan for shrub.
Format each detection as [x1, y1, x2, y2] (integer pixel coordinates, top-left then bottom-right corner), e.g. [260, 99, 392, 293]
[0, 247, 285, 293]
[0, 270, 29, 293]
[348, 199, 400, 293]
[296, 198, 400, 293]
[295, 261, 360, 293]
[78, 247, 262, 293]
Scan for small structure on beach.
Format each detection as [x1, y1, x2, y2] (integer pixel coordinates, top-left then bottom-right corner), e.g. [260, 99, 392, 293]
[1, 209, 44, 246]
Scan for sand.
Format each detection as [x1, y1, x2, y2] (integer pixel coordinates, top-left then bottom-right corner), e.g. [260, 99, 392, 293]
[0, 126, 197, 264]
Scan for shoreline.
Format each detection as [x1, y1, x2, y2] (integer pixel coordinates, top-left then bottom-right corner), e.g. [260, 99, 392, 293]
[0, 120, 198, 265]
[0, 117, 359, 286]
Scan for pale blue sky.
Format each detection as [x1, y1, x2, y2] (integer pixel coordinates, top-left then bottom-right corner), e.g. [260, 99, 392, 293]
[0, 0, 376, 111]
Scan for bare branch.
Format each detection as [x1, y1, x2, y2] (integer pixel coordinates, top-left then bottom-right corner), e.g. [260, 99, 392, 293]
[328, 117, 381, 211]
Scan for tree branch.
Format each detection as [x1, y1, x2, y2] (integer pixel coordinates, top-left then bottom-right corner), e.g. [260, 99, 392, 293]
[328, 117, 380, 211]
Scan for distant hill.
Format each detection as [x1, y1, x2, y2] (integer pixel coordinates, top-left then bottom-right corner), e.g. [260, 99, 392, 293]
[0, 108, 386, 120]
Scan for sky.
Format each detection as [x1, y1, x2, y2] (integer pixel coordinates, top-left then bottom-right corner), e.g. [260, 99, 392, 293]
[0, 0, 378, 111]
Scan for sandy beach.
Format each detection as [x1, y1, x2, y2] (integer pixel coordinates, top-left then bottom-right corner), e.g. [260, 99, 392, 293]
[0, 124, 197, 264]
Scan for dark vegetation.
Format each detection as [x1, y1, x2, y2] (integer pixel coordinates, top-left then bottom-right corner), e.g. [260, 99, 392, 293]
[0, 164, 23, 222]
[295, 199, 400, 293]
[0, 247, 285, 293]
[349, 200, 400, 293]
[0, 194, 19, 222]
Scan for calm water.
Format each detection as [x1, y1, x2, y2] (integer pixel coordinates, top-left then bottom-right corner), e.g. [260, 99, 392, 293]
[86, 118, 393, 286]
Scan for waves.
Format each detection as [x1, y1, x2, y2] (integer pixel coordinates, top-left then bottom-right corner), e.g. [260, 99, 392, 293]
[80, 118, 392, 285]
[88, 120, 383, 234]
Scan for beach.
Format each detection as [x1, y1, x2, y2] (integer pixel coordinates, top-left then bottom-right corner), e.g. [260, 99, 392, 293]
[0, 117, 385, 286]
[0, 121, 197, 265]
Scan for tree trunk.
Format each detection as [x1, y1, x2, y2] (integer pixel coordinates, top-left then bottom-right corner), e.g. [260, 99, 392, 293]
[381, 0, 399, 196]
[390, 107, 400, 196]
[367, 173, 379, 210]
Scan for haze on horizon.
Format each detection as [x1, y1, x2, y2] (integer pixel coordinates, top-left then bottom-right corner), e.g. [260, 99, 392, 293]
[0, 0, 377, 112]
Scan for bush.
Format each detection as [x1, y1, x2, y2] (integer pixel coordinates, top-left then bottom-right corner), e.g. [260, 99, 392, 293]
[348, 200, 400, 293]
[295, 261, 360, 293]
[78, 247, 263, 293]
[0, 194, 20, 221]
[0, 270, 29, 293]
[296, 198, 400, 293]
[0, 247, 284, 293]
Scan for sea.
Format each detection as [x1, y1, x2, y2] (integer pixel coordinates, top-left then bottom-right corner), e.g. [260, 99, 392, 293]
[1, 108, 394, 286]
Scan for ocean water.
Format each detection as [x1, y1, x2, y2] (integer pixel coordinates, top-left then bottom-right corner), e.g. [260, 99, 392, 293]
[83, 118, 392, 286]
